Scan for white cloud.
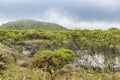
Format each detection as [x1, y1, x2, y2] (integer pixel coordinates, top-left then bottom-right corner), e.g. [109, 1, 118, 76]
[1, 0, 119, 7]
[40, 10, 120, 30]
[77, 21, 120, 30]
[0, 19, 9, 25]
[42, 10, 78, 29]
[1, 9, 120, 30]
[0, 0, 120, 30]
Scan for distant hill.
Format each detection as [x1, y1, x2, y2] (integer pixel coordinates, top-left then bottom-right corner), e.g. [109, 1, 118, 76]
[0, 19, 67, 30]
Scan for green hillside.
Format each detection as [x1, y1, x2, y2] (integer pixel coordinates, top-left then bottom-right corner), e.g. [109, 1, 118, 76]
[0, 28, 120, 79]
[0, 19, 67, 30]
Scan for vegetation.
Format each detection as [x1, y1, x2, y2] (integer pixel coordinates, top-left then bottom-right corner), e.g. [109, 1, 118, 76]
[0, 28, 120, 57]
[0, 24, 120, 79]
[0, 43, 16, 71]
[1, 64, 120, 80]
[0, 19, 67, 30]
[30, 49, 75, 73]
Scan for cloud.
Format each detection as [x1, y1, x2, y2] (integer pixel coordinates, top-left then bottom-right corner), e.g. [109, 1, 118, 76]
[0, 0, 120, 29]
[77, 21, 120, 30]
[42, 10, 78, 29]
[35, 10, 120, 30]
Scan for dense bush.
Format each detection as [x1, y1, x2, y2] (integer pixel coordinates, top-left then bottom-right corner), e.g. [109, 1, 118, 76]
[0, 28, 120, 57]
[30, 49, 75, 73]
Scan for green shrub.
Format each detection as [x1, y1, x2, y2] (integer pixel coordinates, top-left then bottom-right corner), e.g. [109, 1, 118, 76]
[53, 49, 75, 69]
[30, 49, 75, 73]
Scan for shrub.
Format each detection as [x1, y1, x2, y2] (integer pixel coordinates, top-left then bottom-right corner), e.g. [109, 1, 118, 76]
[30, 50, 54, 71]
[53, 49, 75, 69]
[30, 49, 75, 73]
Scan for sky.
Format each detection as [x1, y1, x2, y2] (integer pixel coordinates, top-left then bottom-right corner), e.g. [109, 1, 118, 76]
[0, 0, 120, 29]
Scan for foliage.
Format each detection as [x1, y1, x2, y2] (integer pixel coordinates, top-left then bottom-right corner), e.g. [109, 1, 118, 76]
[0, 28, 120, 57]
[54, 49, 75, 67]
[30, 49, 75, 73]
[1, 21, 120, 79]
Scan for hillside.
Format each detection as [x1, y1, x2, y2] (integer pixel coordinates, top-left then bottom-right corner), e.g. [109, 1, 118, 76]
[0, 19, 67, 30]
[0, 28, 120, 79]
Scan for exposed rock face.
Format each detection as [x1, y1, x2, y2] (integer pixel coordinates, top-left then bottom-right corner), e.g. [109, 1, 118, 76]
[111, 57, 120, 71]
[76, 54, 104, 68]
[22, 50, 31, 55]
[21, 46, 31, 55]
[74, 50, 120, 71]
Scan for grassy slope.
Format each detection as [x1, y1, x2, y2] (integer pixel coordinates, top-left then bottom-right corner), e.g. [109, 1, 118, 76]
[0, 42, 120, 80]
[0, 43, 30, 65]
[0, 19, 67, 30]
[1, 64, 120, 80]
[0, 28, 120, 79]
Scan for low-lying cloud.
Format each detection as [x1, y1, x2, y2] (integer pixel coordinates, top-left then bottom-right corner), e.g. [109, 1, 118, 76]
[0, 0, 120, 29]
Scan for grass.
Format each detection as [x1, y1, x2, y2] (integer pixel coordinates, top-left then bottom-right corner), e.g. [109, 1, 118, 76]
[1, 65, 50, 80]
[1, 64, 120, 80]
